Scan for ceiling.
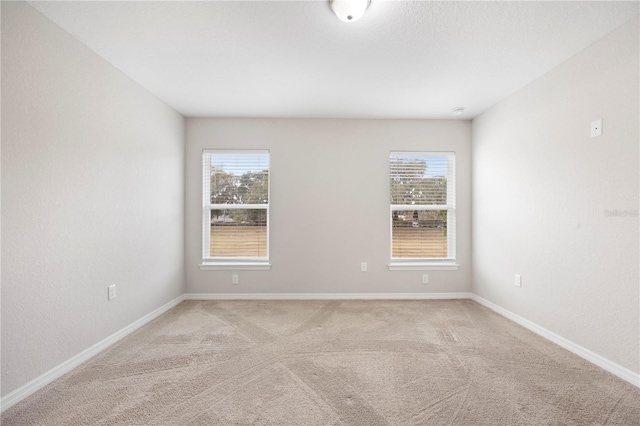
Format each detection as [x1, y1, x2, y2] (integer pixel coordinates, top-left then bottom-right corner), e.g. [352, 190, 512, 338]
[28, 1, 639, 119]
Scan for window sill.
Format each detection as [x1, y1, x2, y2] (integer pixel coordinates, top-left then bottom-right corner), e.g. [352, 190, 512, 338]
[199, 262, 271, 271]
[388, 262, 459, 271]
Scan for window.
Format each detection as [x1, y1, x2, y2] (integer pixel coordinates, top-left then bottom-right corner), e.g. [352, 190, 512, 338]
[200, 150, 270, 270]
[389, 151, 457, 270]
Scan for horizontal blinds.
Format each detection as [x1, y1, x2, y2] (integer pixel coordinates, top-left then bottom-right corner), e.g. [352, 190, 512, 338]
[390, 152, 454, 208]
[204, 151, 269, 205]
[390, 152, 455, 260]
[203, 150, 269, 259]
[208, 209, 267, 258]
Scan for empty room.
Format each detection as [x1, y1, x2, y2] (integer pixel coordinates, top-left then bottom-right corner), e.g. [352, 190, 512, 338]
[1, 0, 639, 424]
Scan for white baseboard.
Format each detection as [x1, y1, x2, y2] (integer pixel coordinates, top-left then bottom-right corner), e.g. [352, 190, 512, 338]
[470, 294, 640, 388]
[0, 294, 185, 413]
[184, 292, 473, 300]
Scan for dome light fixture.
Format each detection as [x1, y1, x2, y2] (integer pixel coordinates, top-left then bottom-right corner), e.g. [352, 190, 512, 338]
[330, 0, 370, 23]
[452, 107, 465, 116]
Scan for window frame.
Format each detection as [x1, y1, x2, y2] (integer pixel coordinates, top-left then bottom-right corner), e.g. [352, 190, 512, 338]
[200, 149, 271, 271]
[388, 151, 459, 271]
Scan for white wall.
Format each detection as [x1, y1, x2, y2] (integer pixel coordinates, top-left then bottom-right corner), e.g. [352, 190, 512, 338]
[186, 118, 471, 294]
[472, 17, 639, 373]
[1, 2, 185, 396]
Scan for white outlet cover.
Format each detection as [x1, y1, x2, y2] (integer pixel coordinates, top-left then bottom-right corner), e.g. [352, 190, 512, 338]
[591, 119, 602, 137]
[108, 284, 116, 300]
[514, 274, 522, 287]
[360, 262, 367, 272]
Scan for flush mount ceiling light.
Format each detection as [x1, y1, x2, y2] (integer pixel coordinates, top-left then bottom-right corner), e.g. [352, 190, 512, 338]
[452, 107, 465, 116]
[330, 0, 370, 22]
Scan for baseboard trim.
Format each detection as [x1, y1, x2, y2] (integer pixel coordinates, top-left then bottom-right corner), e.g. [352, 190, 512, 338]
[0, 294, 185, 413]
[470, 294, 640, 388]
[184, 292, 473, 300]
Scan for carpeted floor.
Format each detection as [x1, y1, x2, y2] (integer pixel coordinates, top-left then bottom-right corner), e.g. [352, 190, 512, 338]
[3, 300, 639, 425]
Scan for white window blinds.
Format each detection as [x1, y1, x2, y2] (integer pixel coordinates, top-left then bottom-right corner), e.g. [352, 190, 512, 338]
[390, 152, 456, 261]
[202, 150, 269, 261]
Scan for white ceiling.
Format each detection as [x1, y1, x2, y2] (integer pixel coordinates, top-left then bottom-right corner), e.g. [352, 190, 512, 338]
[29, 1, 639, 119]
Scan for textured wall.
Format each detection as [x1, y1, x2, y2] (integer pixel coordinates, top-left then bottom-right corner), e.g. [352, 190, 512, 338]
[186, 118, 471, 294]
[472, 17, 639, 373]
[1, 2, 185, 396]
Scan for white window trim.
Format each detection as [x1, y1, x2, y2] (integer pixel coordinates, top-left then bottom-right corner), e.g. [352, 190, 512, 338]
[389, 151, 457, 270]
[201, 150, 270, 269]
[199, 262, 271, 271]
[387, 262, 459, 271]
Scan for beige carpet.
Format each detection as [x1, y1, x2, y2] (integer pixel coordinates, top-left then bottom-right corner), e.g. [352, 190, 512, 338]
[3, 300, 639, 425]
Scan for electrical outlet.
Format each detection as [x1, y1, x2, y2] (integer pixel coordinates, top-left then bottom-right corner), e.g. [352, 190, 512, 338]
[232, 274, 239, 285]
[360, 262, 367, 272]
[422, 274, 429, 284]
[591, 119, 602, 137]
[514, 274, 522, 287]
[108, 284, 116, 300]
